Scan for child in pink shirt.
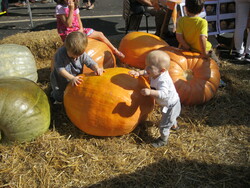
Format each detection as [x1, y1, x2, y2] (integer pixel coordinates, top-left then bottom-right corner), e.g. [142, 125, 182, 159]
[55, 0, 125, 59]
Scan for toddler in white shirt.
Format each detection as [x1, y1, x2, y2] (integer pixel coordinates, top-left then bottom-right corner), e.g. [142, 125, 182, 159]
[129, 50, 181, 147]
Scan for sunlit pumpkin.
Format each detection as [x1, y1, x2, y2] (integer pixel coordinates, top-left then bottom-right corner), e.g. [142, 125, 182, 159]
[159, 46, 221, 106]
[84, 38, 116, 73]
[0, 44, 38, 82]
[0, 77, 50, 143]
[64, 67, 154, 136]
[51, 38, 116, 73]
[118, 31, 168, 69]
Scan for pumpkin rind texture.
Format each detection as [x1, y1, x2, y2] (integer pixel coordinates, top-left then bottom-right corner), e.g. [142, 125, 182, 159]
[0, 44, 38, 82]
[159, 46, 221, 106]
[84, 38, 116, 73]
[118, 31, 168, 69]
[64, 67, 154, 136]
[0, 77, 50, 143]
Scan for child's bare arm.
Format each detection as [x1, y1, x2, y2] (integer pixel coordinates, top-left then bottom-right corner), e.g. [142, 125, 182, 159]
[128, 70, 147, 77]
[58, 68, 83, 86]
[58, 0, 74, 27]
[90, 64, 104, 76]
[141, 88, 159, 97]
[176, 33, 191, 50]
[76, 13, 84, 32]
[199, 35, 209, 58]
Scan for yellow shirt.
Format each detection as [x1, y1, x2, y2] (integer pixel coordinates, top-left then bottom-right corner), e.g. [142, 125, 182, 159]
[176, 16, 212, 53]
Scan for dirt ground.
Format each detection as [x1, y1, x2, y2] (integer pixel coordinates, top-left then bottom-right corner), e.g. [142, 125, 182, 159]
[0, 30, 249, 187]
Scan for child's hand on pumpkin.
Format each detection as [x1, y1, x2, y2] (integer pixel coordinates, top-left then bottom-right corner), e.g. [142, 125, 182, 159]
[71, 76, 83, 86]
[95, 67, 104, 76]
[141, 88, 151, 96]
[128, 70, 140, 78]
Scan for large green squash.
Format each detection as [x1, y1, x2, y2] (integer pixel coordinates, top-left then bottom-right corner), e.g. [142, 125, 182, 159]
[0, 44, 38, 82]
[0, 77, 50, 143]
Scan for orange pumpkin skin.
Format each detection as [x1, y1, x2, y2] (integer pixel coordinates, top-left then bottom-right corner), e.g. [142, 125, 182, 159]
[64, 67, 154, 136]
[84, 38, 116, 73]
[51, 38, 116, 72]
[118, 31, 168, 69]
[159, 46, 221, 106]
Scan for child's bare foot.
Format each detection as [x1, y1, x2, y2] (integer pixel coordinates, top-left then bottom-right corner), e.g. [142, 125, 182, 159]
[114, 48, 125, 59]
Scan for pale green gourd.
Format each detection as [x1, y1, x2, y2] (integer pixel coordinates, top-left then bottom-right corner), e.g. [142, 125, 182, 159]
[0, 44, 38, 82]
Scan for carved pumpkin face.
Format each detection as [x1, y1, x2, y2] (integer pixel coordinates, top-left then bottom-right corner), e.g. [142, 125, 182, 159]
[118, 32, 168, 69]
[64, 67, 154, 136]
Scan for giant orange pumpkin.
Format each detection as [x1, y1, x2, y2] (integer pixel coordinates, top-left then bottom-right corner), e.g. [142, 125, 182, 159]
[64, 67, 154, 136]
[118, 31, 168, 69]
[51, 38, 116, 73]
[159, 46, 221, 106]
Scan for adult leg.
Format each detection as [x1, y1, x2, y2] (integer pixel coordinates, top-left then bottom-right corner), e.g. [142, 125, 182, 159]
[234, 1, 249, 55]
[88, 0, 94, 9]
[154, 9, 166, 36]
[82, 0, 91, 9]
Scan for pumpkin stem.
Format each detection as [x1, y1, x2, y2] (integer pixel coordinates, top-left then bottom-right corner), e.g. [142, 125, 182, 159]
[184, 69, 194, 81]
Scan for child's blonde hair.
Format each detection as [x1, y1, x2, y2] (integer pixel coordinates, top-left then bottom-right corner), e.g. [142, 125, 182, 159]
[146, 50, 170, 70]
[65, 31, 88, 56]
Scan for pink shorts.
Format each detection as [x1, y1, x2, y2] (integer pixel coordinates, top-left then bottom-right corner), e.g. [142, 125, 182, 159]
[83, 28, 94, 36]
[60, 28, 95, 42]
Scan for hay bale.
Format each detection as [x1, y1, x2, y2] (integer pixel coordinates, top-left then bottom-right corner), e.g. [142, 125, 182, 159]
[0, 29, 63, 61]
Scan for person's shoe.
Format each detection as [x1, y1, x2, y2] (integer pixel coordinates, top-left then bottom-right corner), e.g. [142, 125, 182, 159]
[82, 3, 89, 9]
[244, 53, 250, 62]
[219, 79, 226, 87]
[151, 138, 168, 148]
[171, 125, 179, 131]
[234, 52, 244, 60]
[87, 3, 94, 10]
[54, 101, 63, 105]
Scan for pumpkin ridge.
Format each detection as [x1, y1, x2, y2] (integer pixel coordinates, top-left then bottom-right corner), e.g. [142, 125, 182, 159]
[6, 83, 45, 126]
[0, 77, 50, 142]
